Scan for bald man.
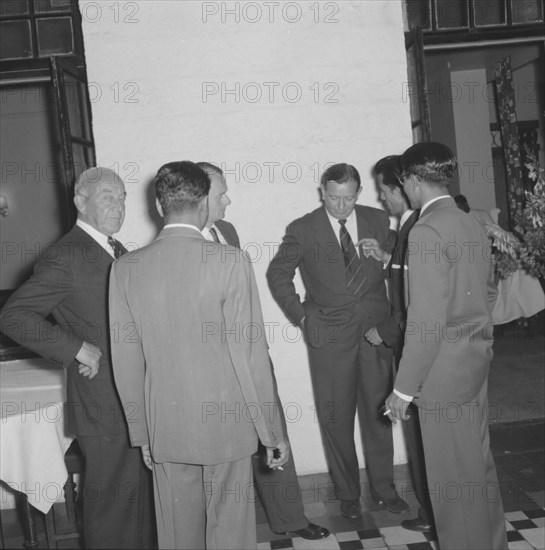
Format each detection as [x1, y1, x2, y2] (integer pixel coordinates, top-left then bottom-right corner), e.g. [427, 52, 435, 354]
[0, 168, 154, 549]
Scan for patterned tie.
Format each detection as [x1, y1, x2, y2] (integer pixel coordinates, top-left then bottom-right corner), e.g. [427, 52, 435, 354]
[107, 236, 122, 259]
[338, 219, 366, 296]
[209, 226, 221, 243]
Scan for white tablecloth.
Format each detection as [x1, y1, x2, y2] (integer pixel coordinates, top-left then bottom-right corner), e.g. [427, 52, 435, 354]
[0, 358, 75, 514]
[492, 269, 545, 325]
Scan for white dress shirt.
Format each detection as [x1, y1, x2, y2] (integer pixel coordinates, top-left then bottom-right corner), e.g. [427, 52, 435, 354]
[202, 224, 226, 244]
[325, 208, 360, 257]
[76, 219, 115, 258]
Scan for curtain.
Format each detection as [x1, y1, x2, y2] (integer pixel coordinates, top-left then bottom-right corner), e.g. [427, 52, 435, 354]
[495, 56, 524, 230]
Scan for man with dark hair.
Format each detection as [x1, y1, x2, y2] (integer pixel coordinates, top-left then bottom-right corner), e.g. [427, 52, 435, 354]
[109, 161, 288, 549]
[359, 155, 434, 533]
[268, 163, 407, 520]
[384, 143, 507, 549]
[197, 162, 330, 541]
[0, 167, 154, 549]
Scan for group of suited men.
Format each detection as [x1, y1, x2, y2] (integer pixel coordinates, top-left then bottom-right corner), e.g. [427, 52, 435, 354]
[0, 141, 508, 550]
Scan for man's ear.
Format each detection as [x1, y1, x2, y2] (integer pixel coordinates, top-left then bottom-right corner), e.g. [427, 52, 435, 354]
[74, 193, 86, 215]
[155, 198, 164, 218]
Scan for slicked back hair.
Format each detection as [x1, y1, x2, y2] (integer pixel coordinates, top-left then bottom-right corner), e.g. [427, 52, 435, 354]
[374, 155, 403, 191]
[401, 142, 458, 188]
[320, 163, 361, 190]
[155, 161, 210, 215]
[196, 161, 223, 177]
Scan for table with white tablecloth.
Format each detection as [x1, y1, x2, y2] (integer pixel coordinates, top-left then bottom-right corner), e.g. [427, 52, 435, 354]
[1, 357, 75, 547]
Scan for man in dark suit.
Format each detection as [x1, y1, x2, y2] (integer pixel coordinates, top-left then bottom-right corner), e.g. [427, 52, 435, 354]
[267, 163, 408, 519]
[359, 156, 433, 533]
[197, 161, 330, 541]
[110, 161, 289, 549]
[0, 168, 154, 549]
[385, 143, 507, 550]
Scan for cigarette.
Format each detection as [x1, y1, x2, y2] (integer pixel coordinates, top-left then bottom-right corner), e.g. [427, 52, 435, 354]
[382, 409, 391, 416]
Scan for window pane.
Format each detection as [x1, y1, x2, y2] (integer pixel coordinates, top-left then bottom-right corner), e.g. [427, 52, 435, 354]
[436, 0, 468, 28]
[405, 0, 431, 30]
[0, 0, 30, 17]
[37, 16, 74, 56]
[34, 0, 72, 13]
[511, 0, 543, 22]
[63, 74, 92, 140]
[474, 0, 506, 25]
[0, 20, 32, 60]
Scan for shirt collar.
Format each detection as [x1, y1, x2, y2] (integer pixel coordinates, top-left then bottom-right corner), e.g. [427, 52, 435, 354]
[399, 209, 415, 229]
[164, 223, 202, 234]
[420, 195, 450, 216]
[325, 207, 356, 228]
[76, 219, 114, 257]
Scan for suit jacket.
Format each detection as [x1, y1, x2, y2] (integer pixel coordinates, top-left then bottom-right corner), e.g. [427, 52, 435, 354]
[394, 197, 498, 404]
[215, 219, 240, 248]
[267, 205, 396, 348]
[109, 226, 284, 465]
[0, 225, 126, 436]
[376, 210, 420, 352]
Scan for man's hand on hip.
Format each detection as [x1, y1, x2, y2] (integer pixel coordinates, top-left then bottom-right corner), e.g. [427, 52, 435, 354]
[364, 326, 383, 346]
[76, 341, 101, 379]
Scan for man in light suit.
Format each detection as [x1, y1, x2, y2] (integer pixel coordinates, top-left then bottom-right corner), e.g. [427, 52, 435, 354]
[197, 162, 330, 541]
[0, 168, 154, 549]
[360, 156, 434, 533]
[267, 163, 407, 519]
[109, 161, 289, 550]
[385, 143, 507, 550]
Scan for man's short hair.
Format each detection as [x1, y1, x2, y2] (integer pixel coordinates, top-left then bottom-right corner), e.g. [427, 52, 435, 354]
[320, 163, 361, 189]
[374, 155, 403, 191]
[155, 161, 210, 215]
[75, 167, 122, 196]
[401, 142, 458, 188]
[196, 162, 223, 177]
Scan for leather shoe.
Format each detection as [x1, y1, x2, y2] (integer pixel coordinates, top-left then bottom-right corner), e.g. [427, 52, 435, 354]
[340, 499, 362, 519]
[283, 523, 330, 540]
[401, 517, 433, 532]
[372, 493, 409, 514]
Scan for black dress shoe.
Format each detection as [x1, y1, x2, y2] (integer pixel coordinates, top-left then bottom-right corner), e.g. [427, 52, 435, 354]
[283, 522, 330, 540]
[401, 517, 433, 532]
[372, 493, 409, 514]
[340, 499, 362, 519]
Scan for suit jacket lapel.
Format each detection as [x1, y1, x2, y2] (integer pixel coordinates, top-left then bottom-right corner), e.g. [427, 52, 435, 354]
[73, 226, 114, 274]
[314, 207, 344, 277]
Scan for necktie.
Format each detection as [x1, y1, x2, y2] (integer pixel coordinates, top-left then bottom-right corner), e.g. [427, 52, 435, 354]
[209, 226, 221, 243]
[339, 219, 366, 296]
[108, 236, 122, 259]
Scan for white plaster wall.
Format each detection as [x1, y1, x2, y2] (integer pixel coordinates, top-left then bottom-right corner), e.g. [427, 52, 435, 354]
[81, 0, 412, 474]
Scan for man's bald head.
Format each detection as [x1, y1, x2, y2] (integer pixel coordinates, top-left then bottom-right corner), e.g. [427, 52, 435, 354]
[74, 167, 126, 237]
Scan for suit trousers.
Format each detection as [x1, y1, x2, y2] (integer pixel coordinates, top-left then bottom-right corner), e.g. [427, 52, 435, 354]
[307, 323, 395, 501]
[402, 406, 434, 524]
[417, 380, 508, 550]
[77, 432, 155, 549]
[153, 456, 255, 550]
[252, 367, 307, 533]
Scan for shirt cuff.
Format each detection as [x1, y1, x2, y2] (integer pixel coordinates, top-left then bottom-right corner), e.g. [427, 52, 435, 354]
[394, 389, 413, 402]
[382, 252, 392, 269]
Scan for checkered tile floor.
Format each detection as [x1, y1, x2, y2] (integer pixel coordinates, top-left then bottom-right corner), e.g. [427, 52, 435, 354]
[256, 509, 544, 549]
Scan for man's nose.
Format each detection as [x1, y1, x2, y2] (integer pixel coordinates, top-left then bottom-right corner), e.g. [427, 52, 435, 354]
[224, 195, 231, 206]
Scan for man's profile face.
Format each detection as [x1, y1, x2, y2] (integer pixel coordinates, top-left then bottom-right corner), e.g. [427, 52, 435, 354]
[378, 177, 402, 216]
[207, 171, 230, 224]
[78, 179, 126, 236]
[321, 179, 361, 220]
